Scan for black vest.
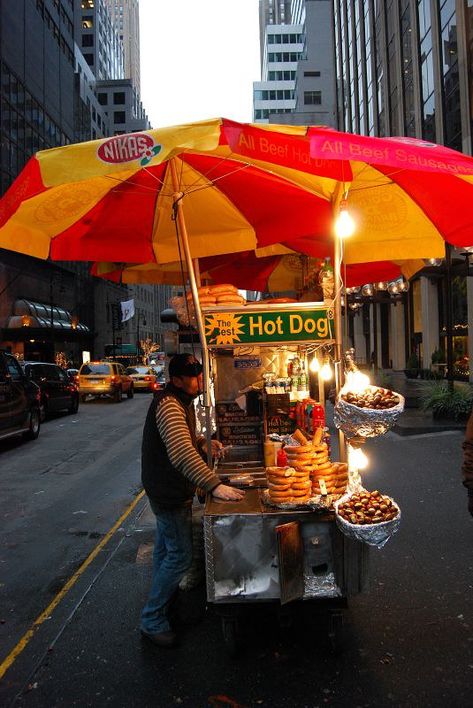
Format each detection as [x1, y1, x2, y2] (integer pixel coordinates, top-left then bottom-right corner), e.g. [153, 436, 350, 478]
[141, 384, 198, 507]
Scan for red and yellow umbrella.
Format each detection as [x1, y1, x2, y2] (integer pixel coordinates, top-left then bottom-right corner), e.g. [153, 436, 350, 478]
[0, 118, 337, 265]
[3, 118, 473, 271]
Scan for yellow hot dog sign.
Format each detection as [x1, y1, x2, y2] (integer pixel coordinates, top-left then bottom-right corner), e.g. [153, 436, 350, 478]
[204, 307, 334, 346]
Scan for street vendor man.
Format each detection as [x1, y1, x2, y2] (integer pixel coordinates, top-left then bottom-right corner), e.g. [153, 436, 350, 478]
[140, 353, 245, 647]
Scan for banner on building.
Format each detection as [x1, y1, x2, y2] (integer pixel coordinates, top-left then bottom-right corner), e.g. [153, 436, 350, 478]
[120, 298, 135, 323]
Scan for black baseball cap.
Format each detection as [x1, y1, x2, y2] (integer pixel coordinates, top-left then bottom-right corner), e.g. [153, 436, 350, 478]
[169, 354, 203, 378]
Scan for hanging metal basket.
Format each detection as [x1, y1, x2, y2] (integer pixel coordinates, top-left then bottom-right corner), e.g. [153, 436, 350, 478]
[333, 385, 405, 438]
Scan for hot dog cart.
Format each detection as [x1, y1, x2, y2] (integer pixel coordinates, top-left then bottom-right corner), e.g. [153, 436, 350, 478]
[197, 299, 370, 654]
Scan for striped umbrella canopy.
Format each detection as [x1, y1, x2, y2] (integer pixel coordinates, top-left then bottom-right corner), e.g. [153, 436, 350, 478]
[1, 118, 473, 274]
[92, 249, 425, 290]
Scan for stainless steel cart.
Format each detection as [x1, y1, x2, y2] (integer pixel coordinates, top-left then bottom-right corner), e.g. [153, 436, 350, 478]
[204, 483, 369, 654]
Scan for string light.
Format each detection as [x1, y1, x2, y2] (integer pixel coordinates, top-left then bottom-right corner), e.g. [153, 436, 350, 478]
[309, 356, 320, 373]
[334, 199, 356, 238]
[320, 360, 333, 381]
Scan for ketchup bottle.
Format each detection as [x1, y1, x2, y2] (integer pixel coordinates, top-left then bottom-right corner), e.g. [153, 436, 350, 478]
[277, 447, 288, 467]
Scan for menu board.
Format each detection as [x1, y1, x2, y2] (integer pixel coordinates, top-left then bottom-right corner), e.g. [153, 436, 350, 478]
[216, 401, 262, 447]
[218, 423, 261, 447]
[216, 401, 260, 424]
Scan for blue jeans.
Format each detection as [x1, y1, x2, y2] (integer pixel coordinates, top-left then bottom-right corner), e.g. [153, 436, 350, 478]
[141, 503, 193, 634]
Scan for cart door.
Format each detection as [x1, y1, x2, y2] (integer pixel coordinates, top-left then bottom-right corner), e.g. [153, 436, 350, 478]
[275, 521, 305, 605]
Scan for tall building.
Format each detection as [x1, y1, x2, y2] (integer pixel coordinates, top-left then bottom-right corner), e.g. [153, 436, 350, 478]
[0, 0, 169, 363]
[75, 0, 124, 81]
[103, 0, 141, 92]
[333, 1, 473, 376]
[254, 0, 337, 126]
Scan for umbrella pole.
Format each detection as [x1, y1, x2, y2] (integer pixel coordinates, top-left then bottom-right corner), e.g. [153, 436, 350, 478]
[170, 159, 213, 467]
[333, 185, 346, 462]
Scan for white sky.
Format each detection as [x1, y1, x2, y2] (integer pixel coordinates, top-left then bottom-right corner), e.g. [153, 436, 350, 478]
[139, 0, 261, 129]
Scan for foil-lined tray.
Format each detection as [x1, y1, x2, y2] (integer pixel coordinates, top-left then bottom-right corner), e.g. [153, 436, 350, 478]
[261, 489, 340, 512]
[333, 387, 405, 438]
[333, 492, 401, 549]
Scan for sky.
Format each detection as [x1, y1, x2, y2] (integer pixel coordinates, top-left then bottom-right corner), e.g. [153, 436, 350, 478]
[139, 0, 261, 129]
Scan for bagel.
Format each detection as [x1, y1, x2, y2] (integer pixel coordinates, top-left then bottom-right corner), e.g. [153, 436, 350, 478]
[197, 298, 217, 306]
[313, 443, 328, 453]
[216, 298, 245, 306]
[291, 491, 311, 501]
[292, 480, 312, 491]
[286, 460, 314, 470]
[315, 460, 332, 471]
[293, 429, 309, 446]
[269, 493, 293, 503]
[267, 481, 291, 491]
[266, 466, 295, 477]
[284, 444, 313, 455]
[209, 283, 238, 294]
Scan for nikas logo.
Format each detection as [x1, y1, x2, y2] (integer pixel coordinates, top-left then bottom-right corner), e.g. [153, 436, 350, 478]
[97, 133, 162, 166]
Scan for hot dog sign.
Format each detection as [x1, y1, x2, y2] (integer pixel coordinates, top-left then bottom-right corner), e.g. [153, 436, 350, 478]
[204, 307, 334, 346]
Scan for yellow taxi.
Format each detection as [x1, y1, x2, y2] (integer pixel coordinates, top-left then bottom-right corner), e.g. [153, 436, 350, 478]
[125, 365, 160, 392]
[78, 361, 134, 402]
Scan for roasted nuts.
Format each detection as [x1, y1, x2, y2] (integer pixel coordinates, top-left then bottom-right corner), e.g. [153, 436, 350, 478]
[341, 386, 400, 410]
[337, 490, 399, 525]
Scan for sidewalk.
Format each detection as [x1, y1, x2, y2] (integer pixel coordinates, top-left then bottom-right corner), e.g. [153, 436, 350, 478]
[377, 370, 469, 436]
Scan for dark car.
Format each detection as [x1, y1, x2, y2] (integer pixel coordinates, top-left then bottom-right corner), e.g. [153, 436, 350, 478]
[22, 362, 80, 420]
[0, 351, 41, 443]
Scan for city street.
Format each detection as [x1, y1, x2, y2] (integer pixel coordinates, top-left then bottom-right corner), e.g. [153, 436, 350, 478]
[0, 400, 472, 707]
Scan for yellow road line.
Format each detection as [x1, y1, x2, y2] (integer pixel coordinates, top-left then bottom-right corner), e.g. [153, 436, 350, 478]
[0, 490, 146, 681]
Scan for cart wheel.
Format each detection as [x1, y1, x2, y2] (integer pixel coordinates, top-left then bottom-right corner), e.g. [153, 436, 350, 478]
[221, 616, 241, 657]
[328, 611, 344, 655]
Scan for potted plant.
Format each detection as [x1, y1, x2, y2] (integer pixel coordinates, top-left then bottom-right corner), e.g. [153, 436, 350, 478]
[404, 352, 420, 379]
[420, 382, 473, 421]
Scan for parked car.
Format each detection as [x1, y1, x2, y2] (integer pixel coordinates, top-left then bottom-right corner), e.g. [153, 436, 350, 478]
[0, 351, 41, 443]
[78, 361, 134, 402]
[22, 362, 80, 420]
[125, 365, 160, 392]
[67, 368, 80, 384]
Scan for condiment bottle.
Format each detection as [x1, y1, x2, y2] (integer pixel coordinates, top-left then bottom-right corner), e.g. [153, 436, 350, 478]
[277, 447, 287, 467]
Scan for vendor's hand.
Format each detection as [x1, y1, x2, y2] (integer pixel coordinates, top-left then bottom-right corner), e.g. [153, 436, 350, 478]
[468, 495, 473, 517]
[212, 484, 245, 501]
[348, 435, 366, 449]
[201, 439, 224, 458]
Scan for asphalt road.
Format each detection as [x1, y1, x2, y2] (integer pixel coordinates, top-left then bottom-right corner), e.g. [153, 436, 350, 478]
[0, 401, 472, 707]
[0, 392, 152, 704]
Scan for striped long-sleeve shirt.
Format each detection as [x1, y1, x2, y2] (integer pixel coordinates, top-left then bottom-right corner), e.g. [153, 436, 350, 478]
[155, 395, 221, 493]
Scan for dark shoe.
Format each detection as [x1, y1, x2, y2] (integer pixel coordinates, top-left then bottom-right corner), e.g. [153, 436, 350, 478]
[140, 629, 177, 647]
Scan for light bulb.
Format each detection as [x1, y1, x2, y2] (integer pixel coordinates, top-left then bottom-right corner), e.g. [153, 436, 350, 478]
[423, 258, 443, 267]
[374, 281, 388, 291]
[348, 446, 369, 470]
[361, 284, 374, 297]
[309, 357, 320, 373]
[320, 361, 333, 381]
[399, 280, 410, 292]
[387, 282, 400, 295]
[334, 207, 356, 239]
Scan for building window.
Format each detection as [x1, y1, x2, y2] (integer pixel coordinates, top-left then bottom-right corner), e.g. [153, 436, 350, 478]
[82, 34, 93, 46]
[83, 54, 94, 66]
[304, 71, 320, 77]
[114, 111, 126, 124]
[113, 92, 125, 104]
[82, 17, 93, 29]
[98, 93, 107, 105]
[304, 90, 322, 105]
